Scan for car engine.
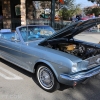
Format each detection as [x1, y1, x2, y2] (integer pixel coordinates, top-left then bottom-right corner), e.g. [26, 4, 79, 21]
[45, 41, 100, 60]
[58, 43, 100, 59]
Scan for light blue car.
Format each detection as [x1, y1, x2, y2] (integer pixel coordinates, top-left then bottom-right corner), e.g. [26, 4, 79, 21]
[0, 19, 100, 92]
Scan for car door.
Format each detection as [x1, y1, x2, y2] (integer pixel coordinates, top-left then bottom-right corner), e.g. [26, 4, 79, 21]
[18, 25, 55, 72]
[18, 26, 37, 72]
[0, 32, 22, 66]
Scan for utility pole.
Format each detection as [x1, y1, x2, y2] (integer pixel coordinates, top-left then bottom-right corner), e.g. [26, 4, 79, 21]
[51, 0, 55, 28]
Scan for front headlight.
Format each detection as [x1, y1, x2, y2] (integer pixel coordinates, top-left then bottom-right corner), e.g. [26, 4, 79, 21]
[71, 63, 78, 73]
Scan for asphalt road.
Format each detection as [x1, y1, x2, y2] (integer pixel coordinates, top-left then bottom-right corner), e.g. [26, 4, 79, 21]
[0, 32, 100, 100]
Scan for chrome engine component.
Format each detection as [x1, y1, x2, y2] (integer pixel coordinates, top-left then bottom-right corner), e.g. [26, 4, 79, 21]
[51, 43, 100, 60]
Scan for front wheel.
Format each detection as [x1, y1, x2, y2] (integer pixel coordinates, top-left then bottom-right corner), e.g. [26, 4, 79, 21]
[36, 64, 59, 92]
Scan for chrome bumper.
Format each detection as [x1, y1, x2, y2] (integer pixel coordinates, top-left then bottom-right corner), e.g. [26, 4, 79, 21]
[59, 66, 100, 86]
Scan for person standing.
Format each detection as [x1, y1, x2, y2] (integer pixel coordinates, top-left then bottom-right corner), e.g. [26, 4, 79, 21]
[71, 15, 78, 22]
[97, 14, 100, 32]
[76, 14, 82, 21]
[92, 13, 95, 18]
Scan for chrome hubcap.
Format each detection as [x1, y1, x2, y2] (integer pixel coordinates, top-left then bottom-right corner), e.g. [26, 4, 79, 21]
[38, 66, 54, 89]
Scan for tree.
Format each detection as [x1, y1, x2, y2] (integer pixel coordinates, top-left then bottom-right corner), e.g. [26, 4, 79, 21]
[92, 7, 100, 15]
[84, 7, 100, 16]
[39, 0, 82, 20]
[84, 7, 92, 15]
[59, 0, 82, 20]
[88, 0, 100, 6]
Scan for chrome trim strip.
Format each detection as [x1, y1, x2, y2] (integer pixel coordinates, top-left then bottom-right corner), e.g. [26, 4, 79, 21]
[0, 42, 63, 66]
[0, 44, 38, 58]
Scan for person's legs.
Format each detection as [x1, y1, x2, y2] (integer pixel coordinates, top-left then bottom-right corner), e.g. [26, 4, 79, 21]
[97, 24, 100, 32]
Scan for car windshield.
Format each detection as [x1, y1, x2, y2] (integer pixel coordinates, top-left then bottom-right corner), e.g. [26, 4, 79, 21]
[19, 26, 55, 42]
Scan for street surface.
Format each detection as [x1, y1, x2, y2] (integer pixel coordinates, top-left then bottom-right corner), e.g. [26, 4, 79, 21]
[0, 32, 100, 100]
[75, 31, 100, 43]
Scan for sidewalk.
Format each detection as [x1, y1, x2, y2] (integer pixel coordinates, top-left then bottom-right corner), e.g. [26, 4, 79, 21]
[75, 31, 100, 43]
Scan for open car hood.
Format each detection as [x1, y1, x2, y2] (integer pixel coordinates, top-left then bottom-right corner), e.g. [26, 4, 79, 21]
[40, 18, 100, 44]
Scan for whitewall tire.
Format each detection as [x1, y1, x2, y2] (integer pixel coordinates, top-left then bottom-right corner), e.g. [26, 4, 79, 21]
[36, 64, 59, 92]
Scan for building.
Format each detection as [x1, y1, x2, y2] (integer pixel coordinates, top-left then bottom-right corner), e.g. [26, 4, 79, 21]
[0, 0, 56, 30]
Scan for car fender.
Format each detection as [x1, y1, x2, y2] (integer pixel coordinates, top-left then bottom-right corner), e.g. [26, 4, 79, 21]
[34, 59, 58, 79]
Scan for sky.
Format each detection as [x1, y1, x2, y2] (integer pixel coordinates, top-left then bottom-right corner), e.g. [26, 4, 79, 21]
[75, 0, 95, 8]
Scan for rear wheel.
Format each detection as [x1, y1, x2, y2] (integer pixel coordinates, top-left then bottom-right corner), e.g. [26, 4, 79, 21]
[36, 64, 59, 92]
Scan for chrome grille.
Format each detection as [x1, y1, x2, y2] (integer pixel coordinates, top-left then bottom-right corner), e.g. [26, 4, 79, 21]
[85, 54, 100, 69]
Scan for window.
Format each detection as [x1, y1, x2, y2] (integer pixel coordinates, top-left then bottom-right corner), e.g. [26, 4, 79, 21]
[15, 4, 21, 16]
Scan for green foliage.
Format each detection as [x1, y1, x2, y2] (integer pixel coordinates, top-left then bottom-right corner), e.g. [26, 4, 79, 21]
[84, 7, 100, 16]
[88, 0, 96, 3]
[92, 8, 100, 16]
[84, 7, 92, 15]
[59, 8, 74, 20]
[40, 0, 82, 20]
[59, 1, 82, 20]
[88, 0, 100, 5]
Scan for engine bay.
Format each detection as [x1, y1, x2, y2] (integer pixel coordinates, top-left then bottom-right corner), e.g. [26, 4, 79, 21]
[42, 40, 100, 60]
[57, 43, 100, 59]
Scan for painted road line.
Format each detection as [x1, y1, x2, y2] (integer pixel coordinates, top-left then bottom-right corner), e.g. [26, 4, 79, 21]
[0, 67, 23, 80]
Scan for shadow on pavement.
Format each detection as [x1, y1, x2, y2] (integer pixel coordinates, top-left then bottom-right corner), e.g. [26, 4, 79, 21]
[0, 58, 40, 86]
[0, 58, 33, 78]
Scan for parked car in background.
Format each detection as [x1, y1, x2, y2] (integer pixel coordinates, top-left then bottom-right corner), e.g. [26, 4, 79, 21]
[0, 18, 100, 92]
[81, 16, 90, 21]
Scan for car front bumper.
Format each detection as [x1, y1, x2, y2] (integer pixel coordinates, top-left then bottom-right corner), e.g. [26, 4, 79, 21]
[59, 65, 100, 86]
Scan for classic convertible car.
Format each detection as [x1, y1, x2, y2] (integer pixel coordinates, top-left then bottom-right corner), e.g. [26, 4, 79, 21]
[0, 18, 100, 92]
